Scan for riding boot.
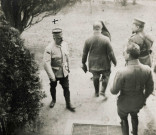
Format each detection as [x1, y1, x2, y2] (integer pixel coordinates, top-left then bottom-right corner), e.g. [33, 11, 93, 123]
[100, 78, 107, 96]
[50, 81, 57, 108]
[131, 117, 138, 135]
[63, 87, 75, 112]
[93, 77, 99, 97]
[50, 100, 56, 108]
[121, 119, 129, 135]
[66, 102, 75, 112]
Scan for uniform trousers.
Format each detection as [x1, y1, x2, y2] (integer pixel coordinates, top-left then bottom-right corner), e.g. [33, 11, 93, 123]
[50, 76, 70, 104]
[118, 107, 139, 135]
[91, 69, 110, 95]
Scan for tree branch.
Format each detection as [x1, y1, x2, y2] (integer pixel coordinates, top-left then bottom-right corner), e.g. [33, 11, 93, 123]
[24, 11, 54, 30]
[1, 0, 72, 33]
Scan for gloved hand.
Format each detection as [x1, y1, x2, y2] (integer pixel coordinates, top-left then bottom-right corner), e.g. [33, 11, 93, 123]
[81, 64, 87, 73]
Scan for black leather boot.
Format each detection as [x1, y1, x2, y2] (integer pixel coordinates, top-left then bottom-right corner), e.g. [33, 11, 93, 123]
[50, 100, 56, 108]
[131, 117, 138, 135]
[100, 78, 107, 95]
[50, 81, 56, 108]
[121, 119, 129, 135]
[63, 88, 75, 112]
[66, 103, 75, 112]
[93, 77, 99, 97]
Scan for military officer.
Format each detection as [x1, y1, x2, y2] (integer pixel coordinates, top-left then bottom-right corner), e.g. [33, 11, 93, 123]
[111, 42, 154, 135]
[43, 28, 75, 112]
[82, 21, 117, 99]
[128, 18, 154, 67]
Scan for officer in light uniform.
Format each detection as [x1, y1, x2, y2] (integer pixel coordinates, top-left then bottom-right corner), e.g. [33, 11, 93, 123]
[129, 18, 154, 67]
[43, 28, 75, 112]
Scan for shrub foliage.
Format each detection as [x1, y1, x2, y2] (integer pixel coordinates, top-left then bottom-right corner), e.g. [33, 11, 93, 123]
[0, 23, 45, 134]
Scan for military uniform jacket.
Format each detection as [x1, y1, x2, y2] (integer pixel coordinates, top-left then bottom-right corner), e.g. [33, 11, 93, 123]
[43, 41, 69, 79]
[129, 32, 153, 67]
[111, 59, 154, 113]
[82, 33, 116, 72]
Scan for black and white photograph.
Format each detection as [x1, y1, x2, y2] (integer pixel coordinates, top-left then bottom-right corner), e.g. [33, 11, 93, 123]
[0, 0, 156, 135]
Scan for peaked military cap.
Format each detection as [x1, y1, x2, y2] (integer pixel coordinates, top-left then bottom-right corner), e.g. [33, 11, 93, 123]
[133, 18, 145, 27]
[52, 28, 62, 38]
[52, 28, 62, 34]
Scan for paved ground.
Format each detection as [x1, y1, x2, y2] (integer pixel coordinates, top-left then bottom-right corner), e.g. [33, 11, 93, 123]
[22, 0, 156, 134]
[39, 68, 156, 135]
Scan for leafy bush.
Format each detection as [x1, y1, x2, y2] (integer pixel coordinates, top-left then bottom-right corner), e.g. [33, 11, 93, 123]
[0, 22, 46, 134]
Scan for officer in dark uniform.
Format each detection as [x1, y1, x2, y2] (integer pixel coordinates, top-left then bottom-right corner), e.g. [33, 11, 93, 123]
[128, 18, 153, 67]
[111, 42, 154, 135]
[43, 28, 75, 112]
[82, 21, 117, 99]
